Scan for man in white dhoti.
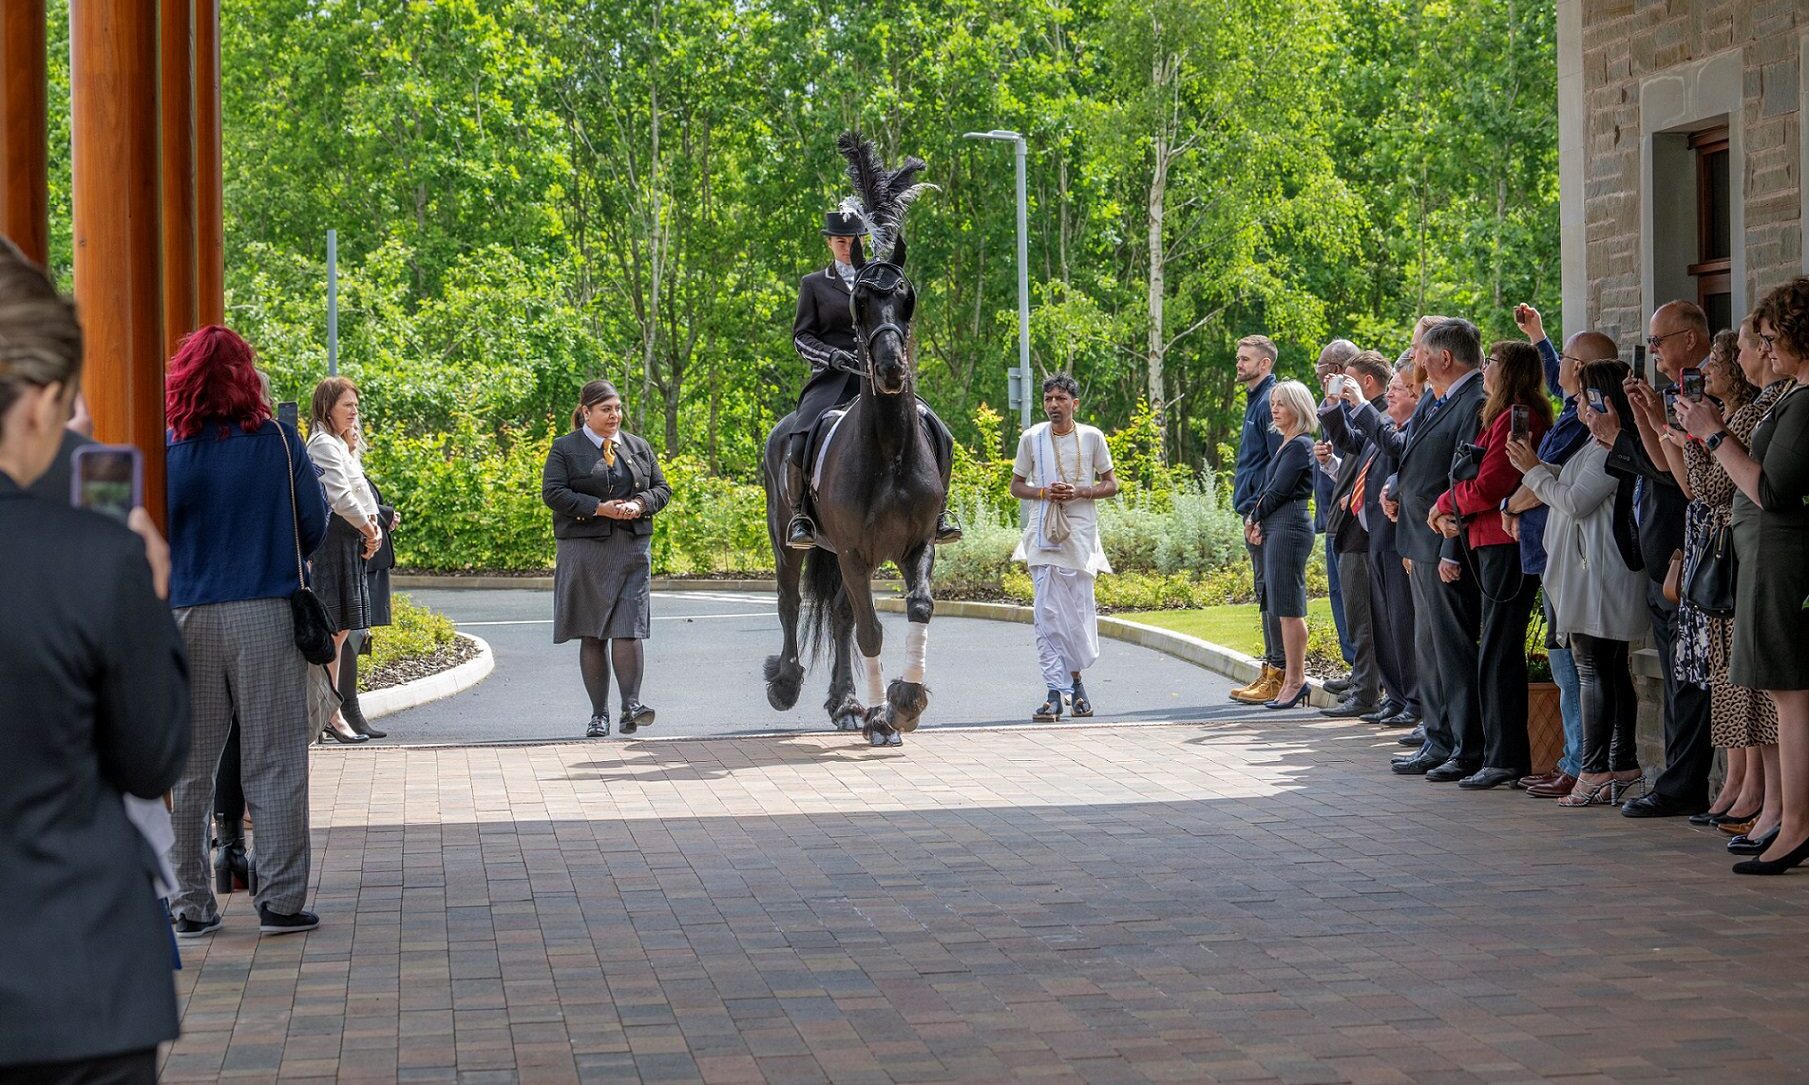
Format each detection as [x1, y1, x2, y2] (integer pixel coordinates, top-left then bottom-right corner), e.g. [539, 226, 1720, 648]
[1010, 374, 1120, 720]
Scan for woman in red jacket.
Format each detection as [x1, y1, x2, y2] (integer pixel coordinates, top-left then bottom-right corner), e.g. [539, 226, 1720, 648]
[1431, 341, 1554, 788]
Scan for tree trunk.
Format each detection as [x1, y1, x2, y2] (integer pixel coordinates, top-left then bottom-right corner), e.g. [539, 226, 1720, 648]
[1145, 75, 1169, 464]
[641, 0, 662, 436]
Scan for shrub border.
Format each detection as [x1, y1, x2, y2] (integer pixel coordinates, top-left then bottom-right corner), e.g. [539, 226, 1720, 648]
[361, 632, 495, 721]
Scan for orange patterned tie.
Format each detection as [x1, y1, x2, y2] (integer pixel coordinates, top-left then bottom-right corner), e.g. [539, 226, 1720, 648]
[602, 439, 616, 468]
[1347, 454, 1371, 512]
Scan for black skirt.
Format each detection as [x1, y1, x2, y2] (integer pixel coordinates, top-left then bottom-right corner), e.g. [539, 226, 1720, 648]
[312, 518, 371, 633]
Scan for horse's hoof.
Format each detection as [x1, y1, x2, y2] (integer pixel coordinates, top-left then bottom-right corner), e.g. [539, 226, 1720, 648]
[869, 731, 888, 747]
[833, 711, 863, 732]
[884, 731, 904, 746]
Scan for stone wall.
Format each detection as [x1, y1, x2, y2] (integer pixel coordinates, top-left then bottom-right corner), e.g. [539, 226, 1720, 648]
[1578, 0, 1806, 345]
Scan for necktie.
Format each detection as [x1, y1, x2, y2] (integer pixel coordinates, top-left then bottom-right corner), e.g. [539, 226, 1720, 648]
[602, 439, 616, 468]
[1347, 454, 1372, 512]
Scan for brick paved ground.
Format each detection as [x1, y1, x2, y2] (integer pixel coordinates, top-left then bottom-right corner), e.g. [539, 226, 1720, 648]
[163, 719, 1809, 1083]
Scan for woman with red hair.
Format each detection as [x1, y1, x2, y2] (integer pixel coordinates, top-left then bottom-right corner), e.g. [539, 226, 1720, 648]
[165, 326, 331, 937]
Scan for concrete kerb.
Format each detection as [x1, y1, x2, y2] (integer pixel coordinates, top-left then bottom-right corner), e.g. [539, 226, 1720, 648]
[361, 632, 494, 721]
[391, 575, 1334, 710]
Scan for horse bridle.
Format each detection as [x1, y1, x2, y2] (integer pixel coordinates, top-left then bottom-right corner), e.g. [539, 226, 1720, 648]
[848, 261, 915, 391]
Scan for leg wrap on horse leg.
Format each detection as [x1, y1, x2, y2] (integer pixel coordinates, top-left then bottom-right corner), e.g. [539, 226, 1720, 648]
[901, 621, 929, 684]
[863, 654, 885, 705]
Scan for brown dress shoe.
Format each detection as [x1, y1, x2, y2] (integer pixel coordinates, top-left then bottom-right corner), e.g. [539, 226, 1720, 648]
[1231, 667, 1285, 705]
[1515, 771, 1559, 791]
[1526, 772, 1577, 798]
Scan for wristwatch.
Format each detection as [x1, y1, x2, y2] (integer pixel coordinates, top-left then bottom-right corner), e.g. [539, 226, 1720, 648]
[1704, 430, 1728, 452]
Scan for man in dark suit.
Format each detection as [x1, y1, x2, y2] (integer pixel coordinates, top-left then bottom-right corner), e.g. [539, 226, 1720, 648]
[1356, 319, 1488, 779]
[1316, 348, 1391, 717]
[0, 239, 190, 1084]
[1312, 340, 1361, 690]
[783, 210, 958, 550]
[1595, 300, 1715, 817]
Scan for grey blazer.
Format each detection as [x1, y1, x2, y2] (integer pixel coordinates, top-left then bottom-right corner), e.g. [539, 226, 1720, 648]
[541, 429, 673, 540]
[0, 474, 190, 1066]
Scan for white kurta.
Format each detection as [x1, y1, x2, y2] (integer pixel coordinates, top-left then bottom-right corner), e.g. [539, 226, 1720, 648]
[1013, 422, 1114, 692]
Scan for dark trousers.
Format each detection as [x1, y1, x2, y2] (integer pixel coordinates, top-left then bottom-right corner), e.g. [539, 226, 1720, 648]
[1336, 548, 1380, 704]
[1247, 541, 1282, 667]
[1570, 633, 1639, 774]
[3, 1049, 157, 1085]
[1476, 544, 1539, 774]
[1325, 534, 1354, 664]
[1408, 557, 1482, 762]
[1368, 547, 1419, 715]
[1645, 580, 1715, 804]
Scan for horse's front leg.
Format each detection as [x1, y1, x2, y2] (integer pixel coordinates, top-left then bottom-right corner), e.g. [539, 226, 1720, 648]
[764, 546, 806, 711]
[887, 541, 934, 733]
[825, 591, 863, 731]
[838, 556, 899, 747]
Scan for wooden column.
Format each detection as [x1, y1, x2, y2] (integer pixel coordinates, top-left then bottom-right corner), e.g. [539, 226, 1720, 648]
[194, 0, 223, 327]
[160, 0, 197, 356]
[71, 2, 165, 525]
[0, 1, 49, 266]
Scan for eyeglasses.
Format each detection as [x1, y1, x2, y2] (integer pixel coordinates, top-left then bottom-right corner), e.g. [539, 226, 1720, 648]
[1759, 332, 1779, 350]
[1558, 353, 1588, 365]
[1645, 330, 1687, 349]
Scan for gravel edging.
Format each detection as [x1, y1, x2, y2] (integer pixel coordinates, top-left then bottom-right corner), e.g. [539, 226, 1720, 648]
[360, 633, 495, 721]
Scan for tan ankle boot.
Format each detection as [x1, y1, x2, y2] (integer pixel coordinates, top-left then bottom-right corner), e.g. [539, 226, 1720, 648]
[1232, 665, 1284, 704]
[1229, 664, 1269, 700]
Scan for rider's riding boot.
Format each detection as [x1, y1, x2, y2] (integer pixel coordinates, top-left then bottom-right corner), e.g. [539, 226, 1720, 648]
[934, 508, 962, 545]
[784, 433, 818, 550]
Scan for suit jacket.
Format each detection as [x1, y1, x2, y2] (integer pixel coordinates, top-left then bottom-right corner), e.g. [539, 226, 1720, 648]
[792, 266, 864, 415]
[1605, 424, 1682, 582]
[1320, 397, 1382, 554]
[541, 429, 672, 540]
[0, 473, 189, 1066]
[1365, 373, 1485, 564]
[25, 428, 94, 504]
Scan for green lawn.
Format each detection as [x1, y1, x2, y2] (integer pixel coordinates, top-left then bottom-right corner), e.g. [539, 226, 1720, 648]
[1121, 599, 1336, 657]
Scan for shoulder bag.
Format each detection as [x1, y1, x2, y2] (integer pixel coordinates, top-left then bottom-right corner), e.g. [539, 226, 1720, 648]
[280, 424, 340, 665]
[1685, 523, 1737, 618]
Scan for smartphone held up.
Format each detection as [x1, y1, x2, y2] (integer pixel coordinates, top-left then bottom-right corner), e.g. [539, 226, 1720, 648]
[1510, 404, 1530, 439]
[70, 444, 142, 523]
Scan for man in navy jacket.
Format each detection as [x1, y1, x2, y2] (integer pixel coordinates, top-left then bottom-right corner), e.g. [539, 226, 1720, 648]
[1229, 335, 1284, 703]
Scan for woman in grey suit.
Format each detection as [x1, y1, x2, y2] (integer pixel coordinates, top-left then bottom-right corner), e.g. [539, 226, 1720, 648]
[0, 241, 189, 1083]
[542, 380, 673, 737]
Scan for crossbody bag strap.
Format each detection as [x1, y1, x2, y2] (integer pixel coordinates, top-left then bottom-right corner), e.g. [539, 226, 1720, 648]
[278, 424, 307, 590]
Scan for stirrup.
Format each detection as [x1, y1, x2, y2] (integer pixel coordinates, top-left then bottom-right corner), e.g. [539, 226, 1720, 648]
[786, 515, 818, 550]
[933, 511, 962, 545]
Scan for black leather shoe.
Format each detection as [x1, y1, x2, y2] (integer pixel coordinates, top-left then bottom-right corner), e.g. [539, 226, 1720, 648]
[585, 715, 609, 738]
[1360, 701, 1403, 724]
[933, 511, 962, 545]
[1620, 792, 1702, 818]
[786, 514, 818, 550]
[620, 702, 655, 734]
[1732, 833, 1809, 875]
[1425, 758, 1479, 783]
[257, 905, 320, 936]
[1392, 750, 1444, 775]
[1381, 711, 1420, 728]
[1397, 723, 1427, 746]
[1323, 676, 1352, 695]
[1457, 766, 1520, 790]
[1728, 826, 1780, 855]
[1321, 698, 1376, 718]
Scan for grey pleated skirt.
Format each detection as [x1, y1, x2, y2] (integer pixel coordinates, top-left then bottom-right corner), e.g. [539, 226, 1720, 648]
[311, 524, 371, 633]
[553, 530, 653, 642]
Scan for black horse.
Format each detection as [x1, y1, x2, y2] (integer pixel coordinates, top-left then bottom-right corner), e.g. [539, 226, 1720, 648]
[762, 136, 945, 747]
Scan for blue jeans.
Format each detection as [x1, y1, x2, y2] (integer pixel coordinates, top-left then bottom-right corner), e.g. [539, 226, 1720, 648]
[1324, 534, 1354, 664]
[1549, 645, 1583, 777]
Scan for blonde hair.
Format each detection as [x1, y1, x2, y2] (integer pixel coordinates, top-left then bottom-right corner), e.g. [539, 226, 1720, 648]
[1268, 380, 1320, 437]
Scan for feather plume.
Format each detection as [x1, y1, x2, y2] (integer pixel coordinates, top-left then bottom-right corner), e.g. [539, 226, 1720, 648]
[836, 132, 937, 263]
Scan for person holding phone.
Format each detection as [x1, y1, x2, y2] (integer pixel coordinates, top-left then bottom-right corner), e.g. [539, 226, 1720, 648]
[1676, 281, 1809, 873]
[0, 241, 191, 1083]
[1513, 361, 1648, 808]
[166, 325, 330, 938]
[305, 377, 384, 743]
[1654, 323, 1780, 848]
[1429, 342, 1553, 789]
[542, 380, 672, 737]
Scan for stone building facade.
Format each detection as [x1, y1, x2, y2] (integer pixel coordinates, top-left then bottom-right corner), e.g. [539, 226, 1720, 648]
[1559, 0, 1807, 345]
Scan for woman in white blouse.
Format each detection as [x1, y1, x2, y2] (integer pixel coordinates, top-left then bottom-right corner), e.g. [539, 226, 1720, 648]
[306, 377, 384, 743]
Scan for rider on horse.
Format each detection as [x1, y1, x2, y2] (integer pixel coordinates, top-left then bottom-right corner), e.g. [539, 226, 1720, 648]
[781, 209, 961, 551]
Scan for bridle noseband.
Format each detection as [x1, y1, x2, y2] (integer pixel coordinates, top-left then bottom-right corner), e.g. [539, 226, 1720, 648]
[849, 261, 915, 392]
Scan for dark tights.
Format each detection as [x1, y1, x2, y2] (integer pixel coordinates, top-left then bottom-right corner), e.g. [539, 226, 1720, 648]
[579, 636, 644, 718]
[337, 629, 366, 723]
[1570, 633, 1638, 774]
[213, 718, 244, 830]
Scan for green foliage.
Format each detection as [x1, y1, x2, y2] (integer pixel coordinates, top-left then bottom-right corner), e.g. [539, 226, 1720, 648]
[364, 594, 459, 688]
[366, 420, 559, 572]
[653, 456, 771, 575]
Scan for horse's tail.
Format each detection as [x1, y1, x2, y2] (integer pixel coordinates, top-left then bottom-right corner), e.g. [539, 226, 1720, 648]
[799, 547, 846, 664]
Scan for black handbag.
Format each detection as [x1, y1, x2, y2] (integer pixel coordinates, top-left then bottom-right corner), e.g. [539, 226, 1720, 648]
[280, 425, 339, 665]
[1685, 521, 1737, 618]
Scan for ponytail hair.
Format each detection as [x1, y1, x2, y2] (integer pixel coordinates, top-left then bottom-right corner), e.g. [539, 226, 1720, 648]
[573, 379, 620, 430]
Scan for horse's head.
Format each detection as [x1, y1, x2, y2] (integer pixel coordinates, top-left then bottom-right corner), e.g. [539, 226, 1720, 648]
[849, 260, 916, 397]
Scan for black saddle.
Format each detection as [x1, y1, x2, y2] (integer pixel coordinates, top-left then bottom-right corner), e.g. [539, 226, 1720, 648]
[803, 408, 849, 497]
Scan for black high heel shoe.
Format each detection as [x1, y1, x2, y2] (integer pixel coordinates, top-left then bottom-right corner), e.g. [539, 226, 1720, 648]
[1264, 684, 1310, 710]
[211, 815, 255, 894]
[1728, 825, 1780, 855]
[343, 700, 387, 740]
[1732, 832, 1809, 875]
[322, 714, 369, 744]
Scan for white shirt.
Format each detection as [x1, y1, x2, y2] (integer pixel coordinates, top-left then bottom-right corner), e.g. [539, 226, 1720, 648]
[833, 260, 857, 287]
[305, 428, 378, 528]
[1012, 422, 1114, 575]
[582, 426, 625, 453]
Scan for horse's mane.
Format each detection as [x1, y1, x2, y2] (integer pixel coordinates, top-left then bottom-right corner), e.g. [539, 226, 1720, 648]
[835, 132, 936, 263]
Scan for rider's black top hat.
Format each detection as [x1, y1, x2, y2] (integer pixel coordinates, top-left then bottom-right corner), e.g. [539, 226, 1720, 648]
[821, 209, 867, 236]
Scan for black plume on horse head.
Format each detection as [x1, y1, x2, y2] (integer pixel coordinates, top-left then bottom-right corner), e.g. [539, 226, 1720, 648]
[835, 132, 935, 269]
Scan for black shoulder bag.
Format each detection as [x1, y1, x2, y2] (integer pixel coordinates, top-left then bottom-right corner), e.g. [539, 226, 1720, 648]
[280, 427, 339, 665]
[1684, 521, 1737, 618]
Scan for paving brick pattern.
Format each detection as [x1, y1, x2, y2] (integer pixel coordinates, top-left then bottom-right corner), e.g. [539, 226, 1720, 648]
[164, 720, 1809, 1083]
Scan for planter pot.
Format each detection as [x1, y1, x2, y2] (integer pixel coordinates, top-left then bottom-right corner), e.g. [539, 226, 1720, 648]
[1526, 681, 1564, 775]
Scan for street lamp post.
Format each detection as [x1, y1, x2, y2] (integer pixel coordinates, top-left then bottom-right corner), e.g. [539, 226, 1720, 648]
[963, 129, 1031, 431]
